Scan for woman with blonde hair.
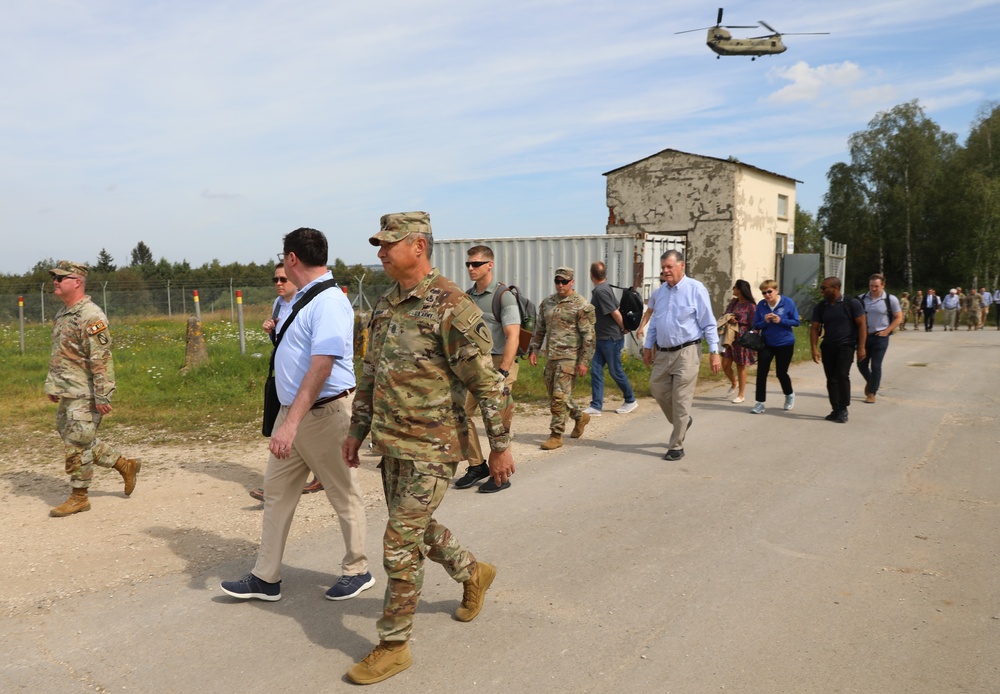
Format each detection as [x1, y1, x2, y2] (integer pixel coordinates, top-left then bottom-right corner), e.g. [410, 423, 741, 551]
[749, 279, 799, 414]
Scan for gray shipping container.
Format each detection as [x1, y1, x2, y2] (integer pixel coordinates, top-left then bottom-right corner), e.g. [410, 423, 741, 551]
[433, 233, 686, 308]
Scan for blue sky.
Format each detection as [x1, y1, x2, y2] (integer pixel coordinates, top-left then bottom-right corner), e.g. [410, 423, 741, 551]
[2, 1, 999, 275]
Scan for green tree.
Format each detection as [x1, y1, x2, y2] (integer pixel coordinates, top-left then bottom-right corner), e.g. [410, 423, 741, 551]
[793, 205, 822, 254]
[130, 241, 154, 268]
[94, 248, 116, 272]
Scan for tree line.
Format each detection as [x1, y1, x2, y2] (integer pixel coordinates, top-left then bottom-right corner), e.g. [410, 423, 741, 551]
[1, 244, 388, 298]
[817, 99, 1000, 293]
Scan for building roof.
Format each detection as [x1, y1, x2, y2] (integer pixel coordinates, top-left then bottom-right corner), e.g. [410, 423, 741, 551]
[602, 147, 801, 184]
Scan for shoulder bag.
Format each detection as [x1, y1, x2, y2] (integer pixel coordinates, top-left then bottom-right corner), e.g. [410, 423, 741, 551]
[262, 279, 339, 436]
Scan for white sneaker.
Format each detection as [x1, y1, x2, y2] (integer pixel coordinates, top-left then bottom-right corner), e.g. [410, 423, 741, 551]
[724, 386, 738, 399]
[784, 393, 795, 411]
[750, 402, 766, 414]
[615, 401, 639, 414]
[583, 406, 603, 416]
[731, 396, 745, 404]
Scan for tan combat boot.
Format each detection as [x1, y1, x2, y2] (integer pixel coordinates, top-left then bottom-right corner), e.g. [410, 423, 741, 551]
[455, 561, 497, 622]
[570, 412, 590, 438]
[540, 434, 563, 450]
[113, 456, 141, 496]
[50, 489, 91, 517]
[346, 641, 412, 684]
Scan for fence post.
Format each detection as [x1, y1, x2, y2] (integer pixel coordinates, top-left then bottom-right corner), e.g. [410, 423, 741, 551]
[193, 289, 202, 321]
[101, 281, 109, 316]
[230, 278, 235, 323]
[236, 290, 246, 355]
[18, 296, 25, 354]
[167, 280, 172, 317]
[40, 283, 45, 323]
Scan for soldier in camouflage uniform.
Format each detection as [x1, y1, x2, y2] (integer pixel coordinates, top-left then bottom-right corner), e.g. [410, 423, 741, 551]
[342, 211, 515, 685]
[527, 267, 596, 450]
[898, 292, 910, 331]
[966, 289, 983, 330]
[43, 261, 139, 517]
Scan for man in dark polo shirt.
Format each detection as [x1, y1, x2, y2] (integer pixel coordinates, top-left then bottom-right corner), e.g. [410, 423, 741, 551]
[810, 276, 867, 423]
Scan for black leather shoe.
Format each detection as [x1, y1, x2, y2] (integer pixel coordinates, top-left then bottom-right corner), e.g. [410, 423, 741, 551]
[454, 462, 489, 489]
[824, 411, 839, 421]
[834, 410, 849, 423]
[477, 477, 511, 493]
[663, 449, 685, 461]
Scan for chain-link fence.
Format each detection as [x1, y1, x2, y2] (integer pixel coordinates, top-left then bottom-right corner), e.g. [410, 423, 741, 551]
[1, 278, 393, 325]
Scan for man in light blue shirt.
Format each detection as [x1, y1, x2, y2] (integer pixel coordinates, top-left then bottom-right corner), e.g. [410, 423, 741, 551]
[642, 250, 721, 461]
[222, 227, 371, 604]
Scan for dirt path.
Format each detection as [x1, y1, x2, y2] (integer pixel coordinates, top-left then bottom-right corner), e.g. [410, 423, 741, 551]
[1, 397, 672, 617]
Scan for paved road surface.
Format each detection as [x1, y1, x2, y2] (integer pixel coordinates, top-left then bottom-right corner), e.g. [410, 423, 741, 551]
[3, 329, 999, 693]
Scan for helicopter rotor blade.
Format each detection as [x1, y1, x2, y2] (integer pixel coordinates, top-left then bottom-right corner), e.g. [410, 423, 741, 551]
[717, 7, 723, 25]
[674, 26, 715, 34]
[780, 32, 831, 36]
[759, 20, 778, 35]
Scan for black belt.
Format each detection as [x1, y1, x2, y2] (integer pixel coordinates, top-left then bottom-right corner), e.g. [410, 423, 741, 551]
[659, 339, 701, 352]
[312, 387, 356, 409]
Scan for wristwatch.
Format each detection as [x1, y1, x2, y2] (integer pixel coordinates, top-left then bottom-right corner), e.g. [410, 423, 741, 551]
[498, 368, 510, 378]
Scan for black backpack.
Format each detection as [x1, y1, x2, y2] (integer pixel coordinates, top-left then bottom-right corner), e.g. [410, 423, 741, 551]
[610, 285, 645, 332]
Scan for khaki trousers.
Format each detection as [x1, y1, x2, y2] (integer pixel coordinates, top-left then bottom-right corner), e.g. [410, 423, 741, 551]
[463, 356, 517, 464]
[253, 394, 367, 582]
[649, 345, 701, 451]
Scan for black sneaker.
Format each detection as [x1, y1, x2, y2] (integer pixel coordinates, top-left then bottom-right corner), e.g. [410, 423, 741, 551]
[834, 410, 849, 423]
[824, 410, 839, 421]
[221, 573, 281, 601]
[454, 462, 489, 489]
[325, 572, 376, 601]
[477, 477, 510, 493]
[663, 449, 685, 461]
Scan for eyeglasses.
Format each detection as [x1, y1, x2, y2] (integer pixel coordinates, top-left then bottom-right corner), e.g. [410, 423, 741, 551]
[762, 290, 774, 295]
[276, 252, 286, 263]
[465, 261, 489, 268]
[272, 277, 289, 284]
[50, 274, 79, 282]
[554, 278, 571, 285]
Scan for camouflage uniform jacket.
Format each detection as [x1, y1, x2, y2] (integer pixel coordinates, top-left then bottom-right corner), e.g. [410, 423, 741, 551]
[349, 268, 512, 463]
[528, 291, 596, 365]
[43, 296, 115, 405]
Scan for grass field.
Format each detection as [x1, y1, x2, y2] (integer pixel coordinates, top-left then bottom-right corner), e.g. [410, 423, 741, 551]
[1, 312, 817, 455]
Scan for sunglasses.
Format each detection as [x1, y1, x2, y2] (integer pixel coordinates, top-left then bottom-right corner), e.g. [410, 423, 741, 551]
[465, 261, 489, 268]
[50, 274, 79, 282]
[554, 278, 571, 285]
[272, 277, 289, 284]
[762, 289, 774, 295]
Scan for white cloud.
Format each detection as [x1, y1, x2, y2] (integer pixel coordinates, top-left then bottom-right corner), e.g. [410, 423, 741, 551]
[767, 61, 865, 104]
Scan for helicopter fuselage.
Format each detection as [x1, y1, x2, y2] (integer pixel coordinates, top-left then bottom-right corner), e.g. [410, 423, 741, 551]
[706, 28, 786, 57]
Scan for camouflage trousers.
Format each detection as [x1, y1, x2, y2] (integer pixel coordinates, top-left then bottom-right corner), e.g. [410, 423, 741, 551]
[543, 360, 583, 436]
[377, 456, 476, 642]
[56, 398, 121, 489]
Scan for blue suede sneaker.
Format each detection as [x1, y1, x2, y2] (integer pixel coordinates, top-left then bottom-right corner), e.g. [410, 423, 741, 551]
[220, 573, 281, 601]
[325, 572, 376, 601]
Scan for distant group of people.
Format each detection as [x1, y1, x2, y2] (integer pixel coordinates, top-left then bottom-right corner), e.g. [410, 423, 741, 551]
[902, 287, 998, 331]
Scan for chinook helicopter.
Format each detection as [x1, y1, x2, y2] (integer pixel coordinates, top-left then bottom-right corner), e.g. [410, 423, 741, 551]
[676, 8, 829, 60]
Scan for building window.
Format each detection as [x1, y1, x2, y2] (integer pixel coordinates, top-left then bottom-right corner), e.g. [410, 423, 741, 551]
[777, 194, 789, 220]
[776, 234, 787, 254]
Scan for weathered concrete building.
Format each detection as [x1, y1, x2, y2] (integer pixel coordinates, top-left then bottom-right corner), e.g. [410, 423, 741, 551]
[605, 148, 798, 313]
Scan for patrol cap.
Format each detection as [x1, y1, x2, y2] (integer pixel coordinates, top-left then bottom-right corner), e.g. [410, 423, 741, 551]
[369, 211, 432, 246]
[555, 266, 574, 280]
[50, 260, 89, 277]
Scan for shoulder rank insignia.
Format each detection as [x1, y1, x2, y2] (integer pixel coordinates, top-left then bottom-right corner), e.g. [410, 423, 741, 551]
[87, 320, 108, 336]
